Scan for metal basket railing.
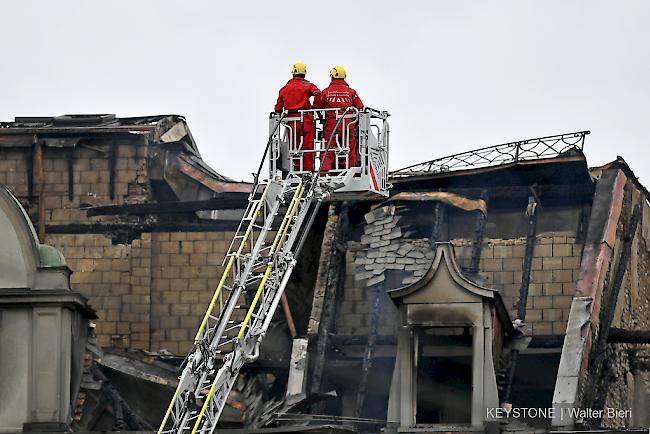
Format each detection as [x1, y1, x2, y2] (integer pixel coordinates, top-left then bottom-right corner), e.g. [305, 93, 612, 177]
[269, 107, 390, 197]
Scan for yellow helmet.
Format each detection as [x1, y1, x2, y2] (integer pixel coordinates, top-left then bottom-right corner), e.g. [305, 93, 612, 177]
[330, 65, 346, 79]
[291, 61, 307, 76]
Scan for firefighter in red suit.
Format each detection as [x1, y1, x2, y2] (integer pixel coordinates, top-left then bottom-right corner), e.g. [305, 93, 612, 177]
[314, 66, 364, 171]
[274, 61, 321, 172]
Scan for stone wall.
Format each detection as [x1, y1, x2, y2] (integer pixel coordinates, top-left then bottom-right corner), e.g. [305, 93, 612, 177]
[453, 235, 583, 336]
[11, 138, 154, 349]
[149, 231, 234, 354]
[0, 140, 241, 353]
[0, 150, 28, 198]
[0, 141, 149, 225]
[45, 230, 235, 352]
[338, 205, 584, 338]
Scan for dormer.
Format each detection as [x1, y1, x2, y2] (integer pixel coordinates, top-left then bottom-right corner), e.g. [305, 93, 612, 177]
[386, 243, 514, 432]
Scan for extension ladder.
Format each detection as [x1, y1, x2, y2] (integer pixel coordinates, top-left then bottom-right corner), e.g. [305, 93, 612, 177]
[158, 107, 390, 434]
[158, 173, 317, 434]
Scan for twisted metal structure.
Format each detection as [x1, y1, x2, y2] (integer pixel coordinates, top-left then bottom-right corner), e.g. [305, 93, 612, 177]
[391, 131, 589, 177]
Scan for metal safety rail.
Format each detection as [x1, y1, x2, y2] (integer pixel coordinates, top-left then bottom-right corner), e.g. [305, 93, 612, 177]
[269, 107, 390, 197]
[391, 131, 589, 177]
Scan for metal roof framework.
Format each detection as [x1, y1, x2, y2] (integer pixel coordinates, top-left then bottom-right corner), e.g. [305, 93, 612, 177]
[391, 131, 590, 177]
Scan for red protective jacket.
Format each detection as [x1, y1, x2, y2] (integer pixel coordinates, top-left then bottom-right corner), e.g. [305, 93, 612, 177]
[314, 79, 364, 169]
[274, 77, 321, 112]
[274, 77, 321, 172]
[314, 79, 364, 113]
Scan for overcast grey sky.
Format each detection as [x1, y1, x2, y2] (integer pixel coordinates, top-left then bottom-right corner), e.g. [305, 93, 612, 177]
[2, 1, 649, 184]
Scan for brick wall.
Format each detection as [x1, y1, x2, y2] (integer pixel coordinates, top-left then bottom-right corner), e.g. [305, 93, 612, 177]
[0, 150, 28, 198]
[45, 232, 142, 348]
[0, 137, 258, 355]
[0, 141, 243, 353]
[150, 231, 235, 354]
[0, 142, 149, 225]
[338, 204, 584, 338]
[44, 230, 235, 352]
[453, 235, 583, 336]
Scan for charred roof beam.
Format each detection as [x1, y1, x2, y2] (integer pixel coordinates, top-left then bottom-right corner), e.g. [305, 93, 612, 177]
[85, 194, 249, 217]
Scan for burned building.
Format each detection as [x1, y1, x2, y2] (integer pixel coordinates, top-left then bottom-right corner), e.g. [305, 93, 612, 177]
[1, 115, 649, 434]
[302, 133, 650, 432]
[0, 114, 250, 352]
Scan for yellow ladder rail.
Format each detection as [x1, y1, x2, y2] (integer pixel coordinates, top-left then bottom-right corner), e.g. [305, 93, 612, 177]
[193, 180, 272, 342]
[188, 182, 306, 434]
[237, 182, 304, 340]
[158, 180, 273, 434]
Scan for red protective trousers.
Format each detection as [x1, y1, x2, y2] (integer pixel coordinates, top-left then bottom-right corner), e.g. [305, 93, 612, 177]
[322, 117, 357, 171]
[288, 114, 315, 172]
[314, 79, 364, 171]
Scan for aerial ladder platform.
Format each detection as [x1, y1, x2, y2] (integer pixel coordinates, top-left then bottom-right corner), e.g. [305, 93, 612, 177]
[158, 107, 390, 434]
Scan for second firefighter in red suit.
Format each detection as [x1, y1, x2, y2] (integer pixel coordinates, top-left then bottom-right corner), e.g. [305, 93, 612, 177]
[314, 65, 364, 171]
[274, 62, 321, 171]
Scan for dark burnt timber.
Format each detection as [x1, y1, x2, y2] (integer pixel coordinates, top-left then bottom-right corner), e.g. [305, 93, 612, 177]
[35, 141, 46, 241]
[391, 184, 594, 201]
[528, 335, 565, 348]
[26, 145, 34, 202]
[86, 193, 249, 217]
[354, 279, 386, 418]
[46, 221, 241, 235]
[328, 334, 564, 349]
[66, 148, 75, 201]
[608, 328, 650, 344]
[517, 195, 539, 321]
[309, 205, 350, 403]
[501, 195, 539, 405]
[108, 142, 117, 200]
[469, 190, 488, 275]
